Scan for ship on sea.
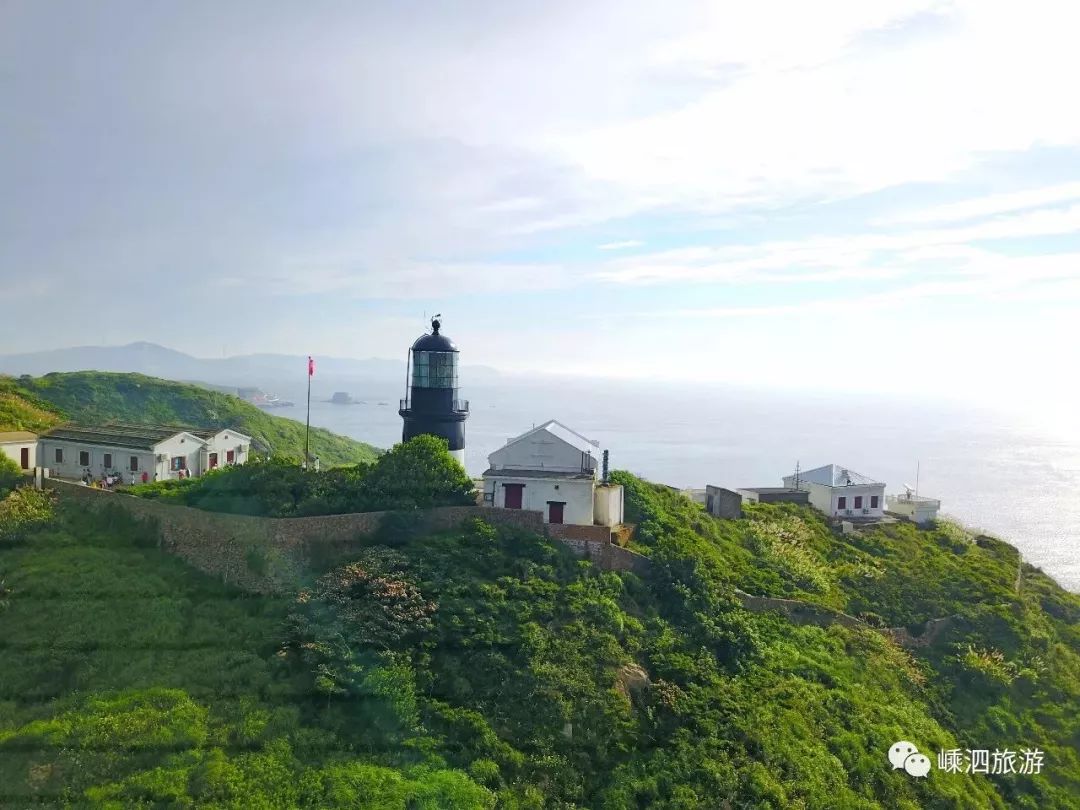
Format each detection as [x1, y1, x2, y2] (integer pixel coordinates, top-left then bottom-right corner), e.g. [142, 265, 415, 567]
[237, 387, 295, 408]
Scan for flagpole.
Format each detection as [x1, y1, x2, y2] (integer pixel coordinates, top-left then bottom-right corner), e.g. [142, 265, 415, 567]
[304, 356, 312, 467]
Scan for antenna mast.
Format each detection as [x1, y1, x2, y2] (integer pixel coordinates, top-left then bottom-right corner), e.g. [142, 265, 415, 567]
[915, 460, 920, 498]
[794, 460, 800, 490]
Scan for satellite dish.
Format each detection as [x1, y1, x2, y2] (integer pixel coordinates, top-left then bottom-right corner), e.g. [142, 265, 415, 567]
[903, 483, 915, 496]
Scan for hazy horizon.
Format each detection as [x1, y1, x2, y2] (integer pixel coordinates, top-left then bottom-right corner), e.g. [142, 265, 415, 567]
[3, 1, 1080, 418]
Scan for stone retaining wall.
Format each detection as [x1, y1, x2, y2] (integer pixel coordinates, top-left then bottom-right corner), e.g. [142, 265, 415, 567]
[42, 479, 639, 589]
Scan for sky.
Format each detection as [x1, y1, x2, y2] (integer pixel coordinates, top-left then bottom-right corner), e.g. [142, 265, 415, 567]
[3, 0, 1080, 418]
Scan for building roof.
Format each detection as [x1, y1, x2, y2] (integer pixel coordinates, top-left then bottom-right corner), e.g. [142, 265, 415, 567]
[793, 464, 884, 487]
[41, 423, 211, 451]
[738, 487, 807, 494]
[501, 419, 601, 457]
[0, 431, 38, 443]
[481, 468, 595, 480]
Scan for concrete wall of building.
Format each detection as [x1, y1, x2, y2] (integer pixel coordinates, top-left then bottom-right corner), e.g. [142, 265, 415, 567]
[705, 486, 743, 518]
[489, 431, 597, 473]
[37, 438, 158, 481]
[593, 483, 624, 526]
[1, 440, 37, 471]
[488, 474, 595, 525]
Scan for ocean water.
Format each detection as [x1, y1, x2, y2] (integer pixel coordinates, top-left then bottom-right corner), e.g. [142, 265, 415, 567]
[266, 376, 1080, 593]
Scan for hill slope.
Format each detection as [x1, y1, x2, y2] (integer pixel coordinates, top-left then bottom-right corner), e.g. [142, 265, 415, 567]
[1, 471, 1077, 807]
[0, 372, 379, 466]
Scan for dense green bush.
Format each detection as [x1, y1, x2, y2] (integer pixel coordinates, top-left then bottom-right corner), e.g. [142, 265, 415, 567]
[0, 454, 23, 497]
[127, 435, 475, 517]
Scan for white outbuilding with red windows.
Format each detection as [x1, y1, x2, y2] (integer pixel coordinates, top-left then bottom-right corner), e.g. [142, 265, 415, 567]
[781, 463, 885, 519]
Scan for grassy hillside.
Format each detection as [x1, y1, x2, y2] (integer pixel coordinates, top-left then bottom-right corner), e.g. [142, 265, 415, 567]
[0, 372, 379, 466]
[0, 472, 1076, 807]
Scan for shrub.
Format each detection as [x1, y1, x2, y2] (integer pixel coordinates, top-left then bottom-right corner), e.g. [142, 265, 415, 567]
[0, 454, 24, 496]
[0, 487, 56, 544]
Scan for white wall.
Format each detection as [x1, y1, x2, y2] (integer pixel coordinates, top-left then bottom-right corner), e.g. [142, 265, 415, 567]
[154, 433, 208, 479]
[888, 498, 939, 525]
[1, 440, 37, 471]
[489, 429, 597, 474]
[793, 481, 885, 518]
[204, 430, 251, 470]
[486, 474, 596, 525]
[593, 483, 624, 526]
[36, 439, 156, 481]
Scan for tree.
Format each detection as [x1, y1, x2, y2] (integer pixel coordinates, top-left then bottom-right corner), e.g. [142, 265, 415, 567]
[360, 435, 476, 509]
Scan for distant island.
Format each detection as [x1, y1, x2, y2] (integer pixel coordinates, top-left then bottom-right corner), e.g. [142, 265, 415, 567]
[328, 391, 362, 405]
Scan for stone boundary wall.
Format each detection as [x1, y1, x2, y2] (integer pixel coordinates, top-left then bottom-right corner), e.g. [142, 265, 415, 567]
[42, 480, 642, 588]
[545, 523, 612, 544]
[734, 588, 864, 630]
[733, 586, 962, 650]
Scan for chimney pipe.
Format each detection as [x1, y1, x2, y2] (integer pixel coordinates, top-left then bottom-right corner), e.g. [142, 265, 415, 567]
[602, 449, 609, 483]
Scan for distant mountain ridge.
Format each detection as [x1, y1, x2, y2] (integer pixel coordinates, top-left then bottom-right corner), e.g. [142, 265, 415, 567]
[0, 342, 502, 386]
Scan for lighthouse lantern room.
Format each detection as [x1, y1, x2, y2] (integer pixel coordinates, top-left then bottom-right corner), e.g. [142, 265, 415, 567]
[399, 316, 469, 466]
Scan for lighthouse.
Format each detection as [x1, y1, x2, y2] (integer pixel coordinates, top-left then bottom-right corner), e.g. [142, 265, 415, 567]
[399, 316, 469, 466]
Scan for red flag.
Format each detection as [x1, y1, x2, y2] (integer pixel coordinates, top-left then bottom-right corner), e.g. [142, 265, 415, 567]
[308, 356, 315, 377]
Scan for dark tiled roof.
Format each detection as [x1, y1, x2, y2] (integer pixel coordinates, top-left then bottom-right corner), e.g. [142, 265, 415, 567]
[482, 467, 595, 480]
[41, 422, 214, 450]
[0, 431, 38, 443]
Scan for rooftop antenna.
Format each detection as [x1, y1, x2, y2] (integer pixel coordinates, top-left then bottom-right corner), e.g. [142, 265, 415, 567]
[915, 460, 920, 498]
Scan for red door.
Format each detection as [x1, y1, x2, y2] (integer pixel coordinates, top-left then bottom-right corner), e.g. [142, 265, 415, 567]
[548, 502, 565, 524]
[20, 447, 30, 469]
[503, 484, 524, 509]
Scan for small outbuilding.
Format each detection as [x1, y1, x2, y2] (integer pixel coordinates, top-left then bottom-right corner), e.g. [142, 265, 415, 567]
[705, 485, 744, 518]
[887, 491, 941, 525]
[482, 420, 623, 527]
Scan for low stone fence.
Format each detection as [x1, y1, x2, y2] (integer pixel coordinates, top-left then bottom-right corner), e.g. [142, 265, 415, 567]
[734, 588, 864, 630]
[42, 479, 645, 589]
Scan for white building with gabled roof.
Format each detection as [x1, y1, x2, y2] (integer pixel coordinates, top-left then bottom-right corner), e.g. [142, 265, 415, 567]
[37, 422, 252, 482]
[481, 419, 623, 527]
[782, 463, 886, 519]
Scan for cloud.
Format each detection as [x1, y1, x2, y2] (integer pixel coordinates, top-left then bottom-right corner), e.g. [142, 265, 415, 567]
[591, 204, 1080, 286]
[598, 240, 644, 250]
[880, 181, 1080, 226]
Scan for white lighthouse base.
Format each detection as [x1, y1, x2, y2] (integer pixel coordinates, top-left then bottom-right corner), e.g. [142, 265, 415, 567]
[450, 448, 465, 468]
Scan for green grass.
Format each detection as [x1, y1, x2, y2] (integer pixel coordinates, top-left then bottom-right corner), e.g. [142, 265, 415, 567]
[1, 371, 380, 466]
[1, 470, 1077, 808]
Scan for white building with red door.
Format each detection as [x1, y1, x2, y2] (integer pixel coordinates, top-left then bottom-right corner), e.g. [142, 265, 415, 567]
[0, 431, 38, 474]
[481, 420, 623, 527]
[781, 463, 886, 519]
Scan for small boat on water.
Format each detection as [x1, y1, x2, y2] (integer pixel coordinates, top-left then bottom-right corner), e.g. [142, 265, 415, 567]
[329, 392, 358, 405]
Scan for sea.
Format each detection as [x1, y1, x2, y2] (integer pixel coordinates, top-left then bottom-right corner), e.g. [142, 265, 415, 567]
[263, 376, 1080, 593]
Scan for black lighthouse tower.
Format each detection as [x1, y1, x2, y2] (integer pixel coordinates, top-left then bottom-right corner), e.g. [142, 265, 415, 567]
[399, 316, 469, 465]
